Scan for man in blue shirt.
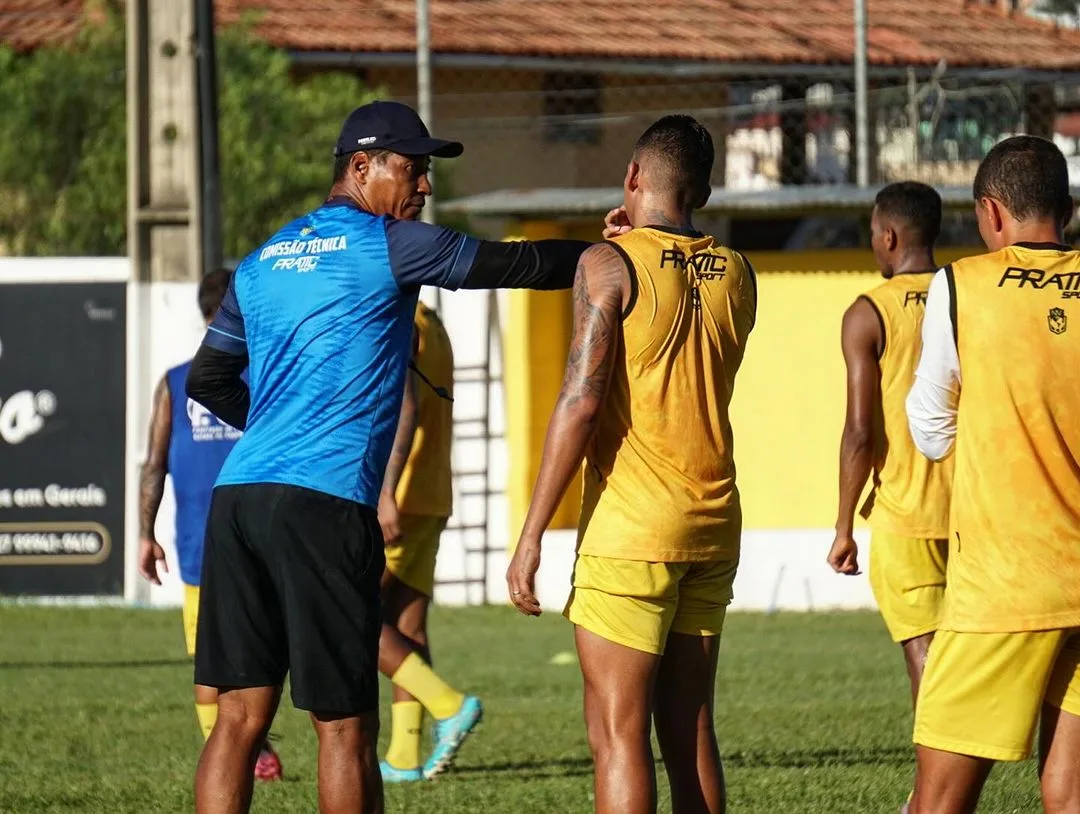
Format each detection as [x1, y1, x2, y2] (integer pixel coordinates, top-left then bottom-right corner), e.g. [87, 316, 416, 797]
[186, 100, 590, 814]
[136, 270, 282, 782]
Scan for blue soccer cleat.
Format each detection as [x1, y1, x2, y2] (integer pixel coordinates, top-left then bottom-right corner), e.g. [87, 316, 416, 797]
[422, 695, 484, 779]
[380, 760, 424, 783]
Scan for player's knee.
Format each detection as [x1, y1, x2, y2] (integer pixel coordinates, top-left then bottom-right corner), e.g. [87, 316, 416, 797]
[583, 702, 647, 760]
[656, 707, 712, 752]
[312, 711, 380, 747]
[214, 698, 271, 743]
[1041, 765, 1080, 814]
[398, 619, 427, 648]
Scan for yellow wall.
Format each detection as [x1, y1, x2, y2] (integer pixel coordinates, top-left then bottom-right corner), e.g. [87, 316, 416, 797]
[730, 270, 876, 529]
[503, 223, 580, 545]
[731, 248, 977, 529]
[503, 245, 983, 544]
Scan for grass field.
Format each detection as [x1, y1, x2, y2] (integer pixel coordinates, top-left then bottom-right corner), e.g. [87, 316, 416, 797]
[0, 605, 1040, 813]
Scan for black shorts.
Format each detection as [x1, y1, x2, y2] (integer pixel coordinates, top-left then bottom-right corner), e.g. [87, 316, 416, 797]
[194, 483, 385, 714]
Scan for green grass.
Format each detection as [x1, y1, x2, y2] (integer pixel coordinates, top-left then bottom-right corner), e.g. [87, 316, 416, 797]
[0, 606, 1040, 813]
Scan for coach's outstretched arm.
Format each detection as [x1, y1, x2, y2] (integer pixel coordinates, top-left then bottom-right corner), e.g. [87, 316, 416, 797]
[506, 243, 631, 616]
[186, 275, 250, 432]
[383, 217, 591, 292]
[906, 268, 960, 462]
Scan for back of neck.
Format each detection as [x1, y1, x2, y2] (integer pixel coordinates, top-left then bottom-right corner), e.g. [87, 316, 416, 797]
[633, 195, 695, 231]
[1007, 220, 1066, 248]
[893, 248, 937, 275]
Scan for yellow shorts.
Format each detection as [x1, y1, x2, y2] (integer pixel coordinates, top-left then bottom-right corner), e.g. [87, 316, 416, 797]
[868, 530, 948, 643]
[384, 514, 447, 598]
[182, 583, 200, 658]
[915, 628, 1080, 761]
[563, 554, 737, 655]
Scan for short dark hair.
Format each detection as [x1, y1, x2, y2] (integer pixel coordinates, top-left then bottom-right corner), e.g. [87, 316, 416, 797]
[198, 268, 232, 319]
[873, 181, 942, 246]
[633, 115, 715, 207]
[332, 148, 391, 183]
[973, 135, 1071, 223]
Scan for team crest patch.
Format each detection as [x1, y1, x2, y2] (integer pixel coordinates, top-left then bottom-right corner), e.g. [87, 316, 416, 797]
[1049, 307, 1067, 335]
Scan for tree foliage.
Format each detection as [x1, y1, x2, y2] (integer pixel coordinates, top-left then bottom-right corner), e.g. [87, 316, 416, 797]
[1036, 0, 1080, 25]
[0, 9, 393, 258]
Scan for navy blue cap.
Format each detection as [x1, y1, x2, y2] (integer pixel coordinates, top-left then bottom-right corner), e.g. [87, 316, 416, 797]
[334, 100, 463, 159]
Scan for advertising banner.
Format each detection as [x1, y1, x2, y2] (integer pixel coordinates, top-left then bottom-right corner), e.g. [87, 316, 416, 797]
[0, 282, 126, 595]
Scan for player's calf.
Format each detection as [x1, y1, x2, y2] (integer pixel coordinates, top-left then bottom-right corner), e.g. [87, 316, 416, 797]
[653, 633, 725, 814]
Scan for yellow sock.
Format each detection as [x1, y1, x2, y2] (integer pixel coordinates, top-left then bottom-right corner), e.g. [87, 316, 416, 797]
[391, 652, 465, 720]
[385, 701, 424, 770]
[195, 702, 218, 742]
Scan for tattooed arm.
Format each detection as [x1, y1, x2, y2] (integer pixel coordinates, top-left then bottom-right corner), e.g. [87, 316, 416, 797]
[378, 349, 419, 545]
[138, 376, 172, 586]
[506, 242, 630, 615]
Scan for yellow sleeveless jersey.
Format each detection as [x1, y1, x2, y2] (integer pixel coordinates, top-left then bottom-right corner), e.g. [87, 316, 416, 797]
[577, 226, 757, 562]
[945, 243, 1080, 633]
[395, 302, 454, 517]
[860, 273, 953, 538]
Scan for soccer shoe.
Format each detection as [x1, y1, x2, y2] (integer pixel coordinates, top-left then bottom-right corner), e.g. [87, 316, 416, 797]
[380, 760, 424, 783]
[422, 695, 484, 779]
[254, 743, 283, 782]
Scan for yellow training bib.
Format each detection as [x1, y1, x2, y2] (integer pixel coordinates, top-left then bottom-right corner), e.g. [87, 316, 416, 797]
[577, 227, 756, 562]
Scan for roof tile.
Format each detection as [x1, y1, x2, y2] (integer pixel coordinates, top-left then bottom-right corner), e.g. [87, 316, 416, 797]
[3, 0, 1080, 69]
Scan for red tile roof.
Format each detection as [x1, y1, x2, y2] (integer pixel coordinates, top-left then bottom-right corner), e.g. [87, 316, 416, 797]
[4, 0, 1080, 69]
[0, 0, 85, 51]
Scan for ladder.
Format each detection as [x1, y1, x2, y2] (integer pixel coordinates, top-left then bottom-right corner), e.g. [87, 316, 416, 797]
[434, 289, 504, 605]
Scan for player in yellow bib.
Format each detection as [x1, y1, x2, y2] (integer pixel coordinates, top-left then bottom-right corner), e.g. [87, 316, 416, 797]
[829, 182, 953, 715]
[377, 301, 481, 782]
[507, 115, 756, 814]
[906, 136, 1080, 813]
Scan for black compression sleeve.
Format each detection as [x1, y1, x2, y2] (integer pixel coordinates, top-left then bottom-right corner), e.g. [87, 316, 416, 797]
[461, 239, 592, 291]
[186, 344, 251, 431]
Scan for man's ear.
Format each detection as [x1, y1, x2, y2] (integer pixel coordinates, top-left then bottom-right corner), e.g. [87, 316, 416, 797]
[1063, 195, 1076, 232]
[884, 225, 898, 253]
[981, 197, 1005, 235]
[352, 151, 372, 183]
[625, 160, 640, 193]
[696, 183, 712, 210]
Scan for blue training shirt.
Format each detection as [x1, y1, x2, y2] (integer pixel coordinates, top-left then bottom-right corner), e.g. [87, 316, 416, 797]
[203, 199, 479, 507]
[166, 360, 243, 585]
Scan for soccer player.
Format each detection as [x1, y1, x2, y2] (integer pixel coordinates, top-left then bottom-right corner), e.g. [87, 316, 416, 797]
[377, 300, 461, 782]
[185, 100, 591, 814]
[906, 135, 1080, 814]
[507, 115, 756, 814]
[136, 270, 282, 782]
[828, 182, 953, 714]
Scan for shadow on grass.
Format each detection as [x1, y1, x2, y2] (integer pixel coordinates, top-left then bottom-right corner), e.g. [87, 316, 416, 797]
[0, 658, 190, 670]
[451, 745, 910, 781]
[452, 756, 595, 781]
[724, 745, 911, 769]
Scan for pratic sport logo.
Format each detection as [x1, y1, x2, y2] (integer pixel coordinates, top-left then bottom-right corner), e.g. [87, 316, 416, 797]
[998, 266, 1080, 299]
[0, 334, 57, 446]
[1049, 307, 1068, 335]
[187, 398, 242, 443]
